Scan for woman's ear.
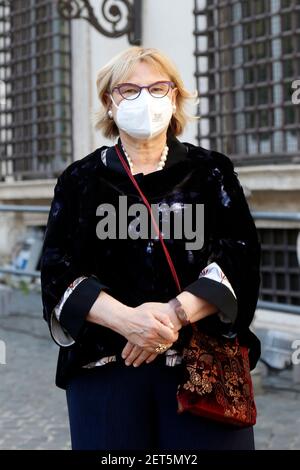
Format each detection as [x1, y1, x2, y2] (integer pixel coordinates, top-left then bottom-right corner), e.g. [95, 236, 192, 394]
[102, 92, 113, 118]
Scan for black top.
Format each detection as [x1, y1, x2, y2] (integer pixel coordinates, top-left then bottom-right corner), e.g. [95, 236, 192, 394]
[40, 133, 261, 389]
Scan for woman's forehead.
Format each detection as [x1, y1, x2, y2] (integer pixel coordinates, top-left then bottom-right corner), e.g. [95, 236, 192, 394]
[123, 61, 170, 84]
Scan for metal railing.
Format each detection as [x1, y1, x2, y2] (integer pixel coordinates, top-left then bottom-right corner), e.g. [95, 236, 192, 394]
[0, 206, 299, 314]
[253, 211, 300, 315]
[0, 0, 73, 180]
[253, 211, 300, 222]
[193, 0, 300, 164]
[0, 204, 49, 214]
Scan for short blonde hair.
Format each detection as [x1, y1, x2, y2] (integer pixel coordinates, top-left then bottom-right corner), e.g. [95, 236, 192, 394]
[94, 47, 197, 139]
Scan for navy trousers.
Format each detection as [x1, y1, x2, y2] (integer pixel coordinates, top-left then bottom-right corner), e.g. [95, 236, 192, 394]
[66, 356, 255, 450]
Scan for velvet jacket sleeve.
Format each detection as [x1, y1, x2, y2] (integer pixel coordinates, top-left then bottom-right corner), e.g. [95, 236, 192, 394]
[183, 150, 261, 341]
[40, 170, 110, 347]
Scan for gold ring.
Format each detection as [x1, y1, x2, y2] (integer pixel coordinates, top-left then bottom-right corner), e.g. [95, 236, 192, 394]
[155, 343, 169, 354]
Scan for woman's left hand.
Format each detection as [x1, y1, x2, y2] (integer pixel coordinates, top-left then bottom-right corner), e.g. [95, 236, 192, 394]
[121, 341, 159, 367]
[121, 301, 181, 366]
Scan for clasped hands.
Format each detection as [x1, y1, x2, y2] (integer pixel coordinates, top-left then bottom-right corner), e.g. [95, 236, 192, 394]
[121, 301, 183, 368]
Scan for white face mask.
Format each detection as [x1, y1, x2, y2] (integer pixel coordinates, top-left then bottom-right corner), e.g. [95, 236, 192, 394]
[110, 89, 174, 140]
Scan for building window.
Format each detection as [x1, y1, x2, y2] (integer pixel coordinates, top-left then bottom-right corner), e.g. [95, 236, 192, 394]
[0, 0, 73, 180]
[194, 0, 300, 165]
[258, 228, 300, 306]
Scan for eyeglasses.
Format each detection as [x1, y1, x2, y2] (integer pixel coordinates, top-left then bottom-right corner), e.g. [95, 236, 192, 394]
[111, 81, 175, 100]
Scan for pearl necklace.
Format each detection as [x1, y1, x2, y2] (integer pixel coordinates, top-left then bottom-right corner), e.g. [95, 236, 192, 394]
[120, 143, 169, 173]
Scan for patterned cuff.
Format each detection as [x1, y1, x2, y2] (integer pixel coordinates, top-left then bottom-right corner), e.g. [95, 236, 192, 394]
[50, 276, 88, 347]
[199, 262, 236, 298]
[199, 262, 236, 324]
[59, 276, 110, 341]
[54, 276, 88, 321]
[50, 310, 75, 347]
[183, 262, 238, 324]
[50, 275, 110, 346]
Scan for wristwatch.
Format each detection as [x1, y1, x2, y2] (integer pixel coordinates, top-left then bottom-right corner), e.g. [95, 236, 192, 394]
[168, 297, 191, 327]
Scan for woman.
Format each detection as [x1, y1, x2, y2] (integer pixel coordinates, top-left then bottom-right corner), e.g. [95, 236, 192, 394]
[40, 47, 261, 450]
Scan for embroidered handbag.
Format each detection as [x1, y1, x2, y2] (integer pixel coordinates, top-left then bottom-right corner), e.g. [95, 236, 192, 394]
[176, 326, 257, 426]
[114, 144, 257, 428]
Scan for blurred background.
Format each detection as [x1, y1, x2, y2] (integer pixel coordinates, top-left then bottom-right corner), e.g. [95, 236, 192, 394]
[0, 0, 300, 450]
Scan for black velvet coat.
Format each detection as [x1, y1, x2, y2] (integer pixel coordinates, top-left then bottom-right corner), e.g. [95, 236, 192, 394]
[40, 134, 261, 389]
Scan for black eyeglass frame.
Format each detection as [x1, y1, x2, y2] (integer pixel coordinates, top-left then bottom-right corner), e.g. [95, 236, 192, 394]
[111, 80, 176, 100]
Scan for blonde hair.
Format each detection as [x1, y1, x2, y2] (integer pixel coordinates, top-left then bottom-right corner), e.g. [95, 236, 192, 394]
[93, 47, 198, 139]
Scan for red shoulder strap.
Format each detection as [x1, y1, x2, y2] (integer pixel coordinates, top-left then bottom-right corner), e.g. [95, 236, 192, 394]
[114, 144, 182, 294]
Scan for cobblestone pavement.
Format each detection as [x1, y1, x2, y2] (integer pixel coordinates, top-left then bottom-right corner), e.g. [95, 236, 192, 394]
[0, 289, 70, 450]
[0, 288, 300, 450]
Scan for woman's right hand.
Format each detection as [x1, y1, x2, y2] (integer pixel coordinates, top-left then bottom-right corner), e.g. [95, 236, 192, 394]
[119, 302, 179, 353]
